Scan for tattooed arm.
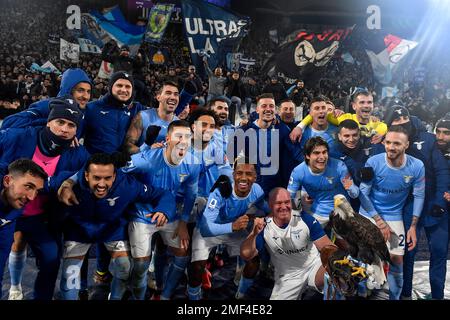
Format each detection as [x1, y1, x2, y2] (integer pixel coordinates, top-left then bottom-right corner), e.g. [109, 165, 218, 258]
[124, 112, 144, 155]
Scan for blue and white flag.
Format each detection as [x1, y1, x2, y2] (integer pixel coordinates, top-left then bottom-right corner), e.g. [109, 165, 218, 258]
[145, 4, 174, 43]
[78, 38, 102, 54]
[181, 0, 250, 75]
[81, 6, 145, 55]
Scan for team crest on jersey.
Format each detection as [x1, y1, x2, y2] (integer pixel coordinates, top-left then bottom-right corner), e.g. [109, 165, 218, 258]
[179, 173, 188, 182]
[363, 147, 372, 156]
[325, 176, 334, 184]
[403, 175, 413, 183]
[414, 141, 425, 150]
[106, 197, 120, 206]
[208, 198, 217, 209]
[0, 218, 12, 227]
[291, 229, 302, 239]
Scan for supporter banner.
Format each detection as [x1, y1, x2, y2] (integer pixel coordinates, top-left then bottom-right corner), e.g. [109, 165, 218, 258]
[226, 53, 256, 71]
[181, 0, 250, 75]
[78, 38, 102, 54]
[48, 33, 60, 44]
[264, 26, 354, 84]
[98, 60, 114, 79]
[60, 38, 80, 63]
[148, 46, 170, 64]
[144, 4, 174, 43]
[366, 34, 418, 85]
[85, 6, 146, 55]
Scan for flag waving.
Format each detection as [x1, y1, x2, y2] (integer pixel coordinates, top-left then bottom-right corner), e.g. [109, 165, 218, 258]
[264, 26, 353, 84]
[60, 38, 80, 63]
[181, 0, 250, 74]
[366, 34, 418, 85]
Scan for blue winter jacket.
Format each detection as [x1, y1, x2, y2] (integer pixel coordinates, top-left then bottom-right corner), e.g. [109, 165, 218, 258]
[83, 94, 146, 154]
[63, 170, 176, 242]
[0, 68, 92, 137]
[0, 126, 90, 193]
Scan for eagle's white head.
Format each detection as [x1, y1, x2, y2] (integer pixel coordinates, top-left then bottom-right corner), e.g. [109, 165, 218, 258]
[332, 194, 355, 220]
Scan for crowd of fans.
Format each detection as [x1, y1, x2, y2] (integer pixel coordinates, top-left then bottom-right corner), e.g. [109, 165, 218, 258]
[1, 0, 449, 127]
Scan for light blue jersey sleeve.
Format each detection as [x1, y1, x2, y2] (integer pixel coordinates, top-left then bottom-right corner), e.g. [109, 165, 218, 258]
[412, 162, 426, 217]
[287, 163, 305, 199]
[122, 148, 164, 174]
[201, 189, 231, 236]
[359, 158, 380, 218]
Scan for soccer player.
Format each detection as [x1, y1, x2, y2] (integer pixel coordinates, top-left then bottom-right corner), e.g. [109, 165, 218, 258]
[297, 96, 339, 159]
[240, 187, 335, 300]
[287, 136, 368, 227]
[123, 120, 201, 300]
[359, 125, 426, 300]
[187, 158, 269, 300]
[124, 81, 180, 154]
[1, 97, 88, 300]
[290, 89, 386, 145]
[58, 153, 175, 300]
[0, 160, 46, 299]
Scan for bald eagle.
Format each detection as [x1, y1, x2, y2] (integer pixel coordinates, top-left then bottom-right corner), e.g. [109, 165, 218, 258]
[329, 194, 391, 266]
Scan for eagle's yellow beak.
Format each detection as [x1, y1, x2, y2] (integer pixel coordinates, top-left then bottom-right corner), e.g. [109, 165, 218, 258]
[334, 195, 344, 208]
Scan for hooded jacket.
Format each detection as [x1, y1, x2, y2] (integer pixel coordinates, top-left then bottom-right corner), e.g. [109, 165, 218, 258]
[1, 69, 91, 137]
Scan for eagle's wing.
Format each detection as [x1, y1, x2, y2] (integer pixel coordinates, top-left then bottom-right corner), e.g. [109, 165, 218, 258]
[353, 213, 391, 263]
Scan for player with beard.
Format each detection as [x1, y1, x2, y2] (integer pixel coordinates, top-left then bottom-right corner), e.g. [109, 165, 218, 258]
[359, 125, 426, 300]
[124, 81, 180, 154]
[235, 93, 303, 195]
[121, 120, 201, 300]
[59, 153, 175, 300]
[0, 160, 47, 299]
[208, 97, 235, 152]
[382, 105, 449, 300]
[187, 158, 269, 300]
[435, 114, 450, 163]
[290, 90, 386, 145]
[0, 98, 89, 300]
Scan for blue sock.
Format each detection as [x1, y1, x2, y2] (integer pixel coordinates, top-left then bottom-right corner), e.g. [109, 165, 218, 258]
[187, 284, 202, 300]
[109, 256, 131, 300]
[237, 276, 254, 296]
[161, 255, 190, 299]
[60, 258, 84, 300]
[154, 251, 168, 290]
[387, 262, 403, 300]
[8, 250, 27, 291]
[131, 259, 150, 300]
